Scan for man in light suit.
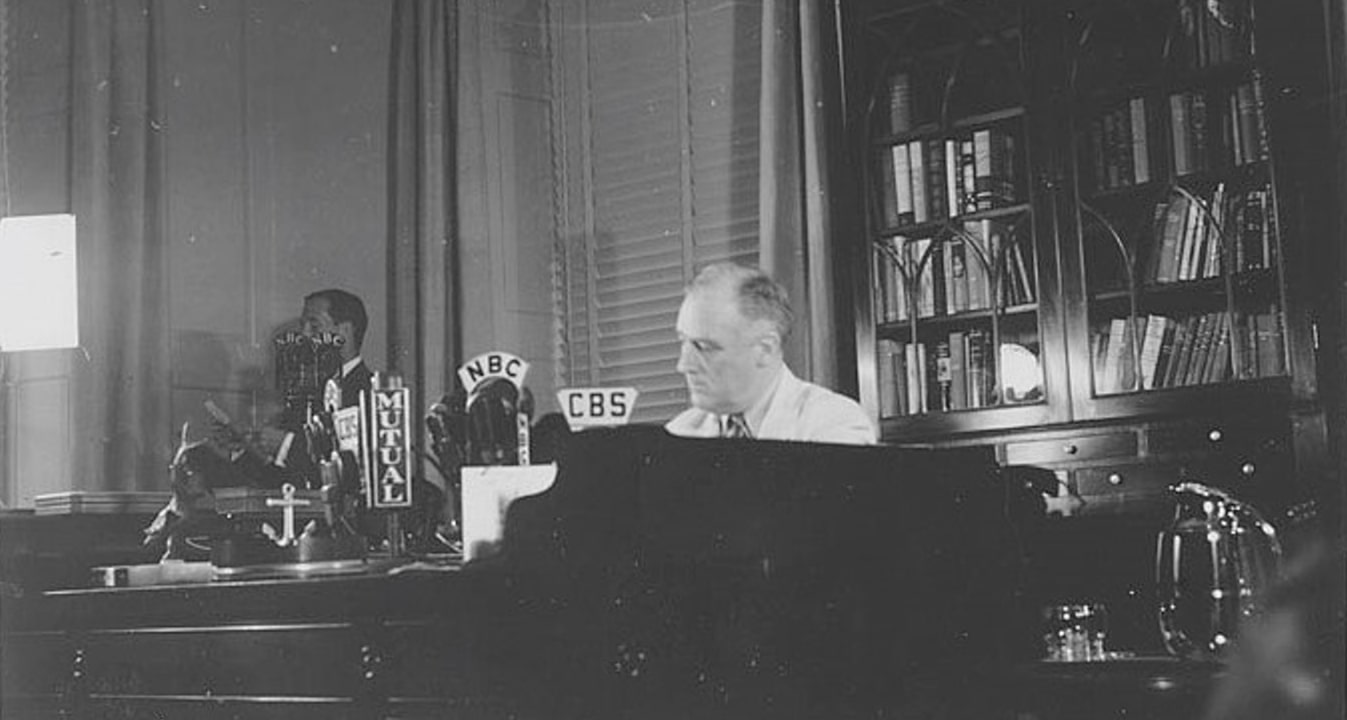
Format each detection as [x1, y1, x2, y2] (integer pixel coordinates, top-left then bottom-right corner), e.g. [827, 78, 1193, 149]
[665, 262, 876, 445]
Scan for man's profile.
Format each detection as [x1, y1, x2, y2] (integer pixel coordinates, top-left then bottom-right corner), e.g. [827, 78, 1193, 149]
[665, 262, 876, 444]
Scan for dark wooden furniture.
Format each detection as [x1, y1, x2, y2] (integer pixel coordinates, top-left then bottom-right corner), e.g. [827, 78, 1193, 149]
[2, 426, 1033, 720]
[0, 508, 163, 595]
[836, 0, 1337, 654]
[1011, 656, 1225, 720]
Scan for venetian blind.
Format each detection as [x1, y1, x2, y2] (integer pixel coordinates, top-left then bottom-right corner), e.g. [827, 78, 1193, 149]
[555, 0, 762, 423]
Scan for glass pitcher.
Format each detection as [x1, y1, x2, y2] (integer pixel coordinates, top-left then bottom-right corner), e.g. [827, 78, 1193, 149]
[1155, 482, 1282, 659]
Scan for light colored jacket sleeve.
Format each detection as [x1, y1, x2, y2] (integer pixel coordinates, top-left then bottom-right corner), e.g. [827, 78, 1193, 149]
[789, 384, 878, 445]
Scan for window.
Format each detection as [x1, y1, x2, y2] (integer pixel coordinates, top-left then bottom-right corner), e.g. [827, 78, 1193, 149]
[551, 0, 762, 422]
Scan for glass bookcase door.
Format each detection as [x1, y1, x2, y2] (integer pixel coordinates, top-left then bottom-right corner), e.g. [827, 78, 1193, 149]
[860, 1, 1063, 438]
[1063, 0, 1292, 419]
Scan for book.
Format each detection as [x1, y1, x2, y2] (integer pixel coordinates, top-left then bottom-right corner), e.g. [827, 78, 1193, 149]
[906, 341, 923, 414]
[892, 144, 914, 225]
[934, 340, 953, 411]
[948, 331, 968, 410]
[1170, 93, 1192, 176]
[1163, 315, 1197, 388]
[963, 219, 992, 310]
[888, 71, 912, 134]
[878, 339, 897, 417]
[916, 341, 930, 413]
[1092, 329, 1109, 395]
[1152, 315, 1180, 388]
[1138, 314, 1169, 390]
[1100, 318, 1130, 394]
[927, 140, 948, 220]
[947, 238, 969, 313]
[910, 140, 928, 223]
[960, 138, 977, 215]
[909, 238, 935, 317]
[944, 138, 961, 217]
[1205, 312, 1232, 384]
[1183, 312, 1216, 386]
[967, 328, 992, 408]
[1129, 96, 1150, 184]
[1155, 195, 1188, 282]
[1190, 91, 1208, 172]
[877, 151, 900, 228]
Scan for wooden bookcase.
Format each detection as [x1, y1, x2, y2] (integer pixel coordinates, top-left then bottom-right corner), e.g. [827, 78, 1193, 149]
[840, 0, 1334, 603]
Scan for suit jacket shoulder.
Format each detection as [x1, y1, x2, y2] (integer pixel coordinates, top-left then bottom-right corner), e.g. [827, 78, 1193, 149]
[758, 368, 876, 445]
[341, 361, 374, 408]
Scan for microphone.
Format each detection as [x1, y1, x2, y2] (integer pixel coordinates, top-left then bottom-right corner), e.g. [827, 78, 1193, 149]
[529, 412, 571, 464]
[518, 386, 535, 421]
[465, 378, 519, 465]
[426, 389, 467, 469]
[516, 386, 534, 466]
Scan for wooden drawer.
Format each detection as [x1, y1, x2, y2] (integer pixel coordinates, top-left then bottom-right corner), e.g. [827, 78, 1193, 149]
[1146, 419, 1290, 459]
[1004, 431, 1137, 466]
[81, 624, 367, 697]
[1073, 463, 1182, 518]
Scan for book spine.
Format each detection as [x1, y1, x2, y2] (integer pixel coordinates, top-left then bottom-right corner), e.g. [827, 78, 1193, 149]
[948, 239, 969, 313]
[1190, 91, 1208, 172]
[888, 71, 912, 135]
[892, 144, 914, 225]
[948, 331, 968, 410]
[905, 341, 922, 414]
[927, 140, 947, 220]
[1170, 93, 1191, 176]
[1130, 97, 1150, 184]
[944, 138, 960, 218]
[910, 140, 928, 223]
[1138, 314, 1168, 390]
[878, 339, 898, 417]
[878, 151, 900, 228]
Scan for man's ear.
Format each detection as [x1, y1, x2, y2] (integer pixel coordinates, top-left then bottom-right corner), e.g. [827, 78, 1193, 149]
[756, 330, 782, 364]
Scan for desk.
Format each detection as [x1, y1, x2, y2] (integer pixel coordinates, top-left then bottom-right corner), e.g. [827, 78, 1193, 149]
[2, 569, 520, 720]
[1012, 656, 1225, 720]
[0, 509, 161, 594]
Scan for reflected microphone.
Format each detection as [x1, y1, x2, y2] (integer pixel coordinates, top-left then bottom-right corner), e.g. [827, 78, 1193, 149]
[426, 388, 467, 468]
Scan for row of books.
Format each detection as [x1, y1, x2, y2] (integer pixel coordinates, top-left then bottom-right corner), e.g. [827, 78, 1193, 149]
[1141, 181, 1276, 284]
[877, 330, 999, 416]
[875, 127, 1020, 228]
[873, 220, 1036, 323]
[1087, 97, 1153, 191]
[1089, 85, 1267, 191]
[1092, 309, 1285, 395]
[1170, 0, 1252, 71]
[1176, 85, 1266, 173]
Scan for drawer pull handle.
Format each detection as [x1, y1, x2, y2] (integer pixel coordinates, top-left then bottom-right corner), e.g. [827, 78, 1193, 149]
[1107, 473, 1123, 486]
[1241, 462, 1256, 477]
[1063, 444, 1078, 456]
[1208, 429, 1223, 443]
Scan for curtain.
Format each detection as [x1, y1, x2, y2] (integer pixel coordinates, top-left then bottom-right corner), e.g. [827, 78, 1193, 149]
[68, 0, 171, 491]
[387, 0, 458, 452]
[759, 0, 842, 388]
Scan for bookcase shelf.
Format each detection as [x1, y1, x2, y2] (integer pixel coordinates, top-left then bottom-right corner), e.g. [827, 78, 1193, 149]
[846, 0, 1326, 444]
[838, 0, 1334, 650]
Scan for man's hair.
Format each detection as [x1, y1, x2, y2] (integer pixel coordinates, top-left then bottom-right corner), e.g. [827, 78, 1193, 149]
[306, 288, 368, 350]
[688, 262, 793, 340]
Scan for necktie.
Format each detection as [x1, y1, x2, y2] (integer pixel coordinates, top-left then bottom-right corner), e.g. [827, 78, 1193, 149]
[722, 413, 752, 439]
